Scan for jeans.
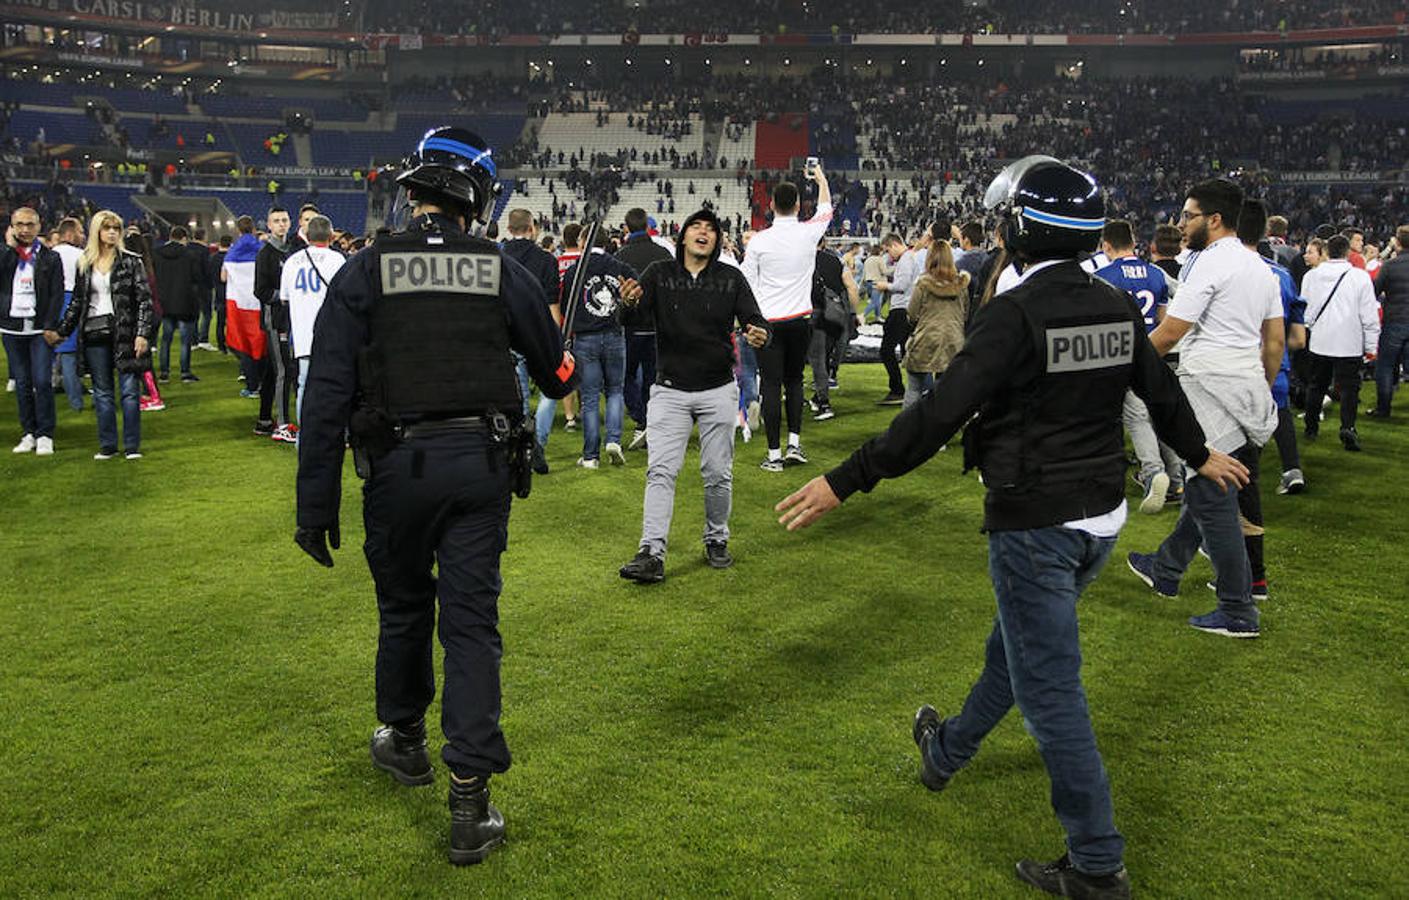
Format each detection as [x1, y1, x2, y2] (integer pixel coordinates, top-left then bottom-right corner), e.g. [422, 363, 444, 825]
[3, 332, 56, 438]
[1122, 389, 1184, 490]
[534, 394, 558, 450]
[1153, 461, 1257, 622]
[1374, 320, 1409, 414]
[864, 285, 884, 321]
[159, 316, 196, 376]
[574, 329, 626, 460]
[58, 351, 84, 411]
[736, 336, 759, 414]
[84, 342, 141, 452]
[512, 352, 531, 418]
[903, 370, 935, 409]
[624, 331, 657, 429]
[296, 356, 310, 424]
[927, 527, 1124, 875]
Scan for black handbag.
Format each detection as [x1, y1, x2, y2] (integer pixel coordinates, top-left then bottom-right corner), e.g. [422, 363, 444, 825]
[82, 313, 114, 342]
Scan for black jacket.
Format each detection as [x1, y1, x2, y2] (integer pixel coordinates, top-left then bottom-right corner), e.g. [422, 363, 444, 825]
[57, 251, 156, 373]
[1376, 254, 1409, 325]
[255, 235, 305, 331]
[0, 243, 64, 332]
[153, 241, 202, 320]
[615, 234, 673, 334]
[500, 237, 559, 307]
[185, 241, 212, 296]
[826, 261, 1210, 531]
[560, 250, 637, 335]
[297, 214, 577, 530]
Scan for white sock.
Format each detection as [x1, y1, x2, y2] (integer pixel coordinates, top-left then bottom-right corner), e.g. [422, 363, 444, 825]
[768, 448, 782, 461]
[788, 432, 800, 448]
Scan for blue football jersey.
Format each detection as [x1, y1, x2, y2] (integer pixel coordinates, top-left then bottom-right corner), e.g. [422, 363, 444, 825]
[1094, 256, 1170, 333]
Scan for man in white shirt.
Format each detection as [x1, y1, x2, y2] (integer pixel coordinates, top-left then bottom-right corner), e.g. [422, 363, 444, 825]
[1128, 179, 1283, 638]
[741, 164, 832, 470]
[1301, 233, 1380, 449]
[280, 215, 346, 431]
[51, 217, 85, 411]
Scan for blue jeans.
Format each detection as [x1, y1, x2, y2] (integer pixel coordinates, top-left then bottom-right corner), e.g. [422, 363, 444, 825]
[84, 343, 141, 453]
[624, 331, 657, 429]
[574, 329, 625, 460]
[1153, 465, 1257, 622]
[864, 285, 885, 320]
[535, 394, 557, 450]
[58, 351, 84, 411]
[927, 526, 1123, 875]
[159, 316, 196, 376]
[512, 352, 531, 418]
[1374, 320, 1409, 414]
[736, 336, 758, 414]
[3, 332, 56, 438]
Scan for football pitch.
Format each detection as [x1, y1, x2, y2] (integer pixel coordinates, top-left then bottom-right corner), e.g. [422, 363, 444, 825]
[2, 352, 1405, 897]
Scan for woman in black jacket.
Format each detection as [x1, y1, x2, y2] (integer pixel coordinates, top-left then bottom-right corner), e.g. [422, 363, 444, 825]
[44, 210, 155, 459]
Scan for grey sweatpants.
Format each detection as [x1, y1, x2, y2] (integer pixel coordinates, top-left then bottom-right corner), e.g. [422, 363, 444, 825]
[1123, 390, 1184, 490]
[639, 382, 739, 557]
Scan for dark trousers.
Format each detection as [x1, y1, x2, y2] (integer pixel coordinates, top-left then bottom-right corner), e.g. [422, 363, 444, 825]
[880, 307, 911, 395]
[624, 330, 657, 429]
[1234, 443, 1265, 585]
[1304, 353, 1361, 433]
[1153, 453, 1257, 623]
[1271, 406, 1300, 473]
[2, 332, 55, 438]
[257, 307, 294, 426]
[215, 293, 228, 353]
[197, 288, 214, 345]
[1373, 320, 1409, 414]
[756, 317, 812, 449]
[362, 429, 514, 779]
[927, 527, 1124, 876]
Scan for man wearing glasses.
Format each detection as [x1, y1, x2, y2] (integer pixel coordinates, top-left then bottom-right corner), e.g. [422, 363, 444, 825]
[1126, 179, 1284, 638]
[0, 208, 65, 456]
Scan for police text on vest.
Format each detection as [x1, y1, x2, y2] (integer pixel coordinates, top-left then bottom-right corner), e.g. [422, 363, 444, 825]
[1045, 323, 1134, 373]
[380, 253, 501, 296]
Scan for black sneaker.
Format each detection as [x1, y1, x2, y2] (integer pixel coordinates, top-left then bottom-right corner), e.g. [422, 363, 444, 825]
[1365, 408, 1390, 418]
[704, 541, 733, 569]
[1015, 853, 1131, 899]
[181, 373, 200, 383]
[1303, 425, 1318, 441]
[253, 420, 275, 436]
[1340, 427, 1362, 452]
[619, 548, 665, 583]
[448, 775, 506, 865]
[531, 442, 549, 475]
[877, 392, 904, 406]
[912, 705, 952, 792]
[370, 721, 434, 786]
[759, 457, 785, 472]
[158, 372, 170, 383]
[784, 444, 808, 465]
[813, 404, 835, 421]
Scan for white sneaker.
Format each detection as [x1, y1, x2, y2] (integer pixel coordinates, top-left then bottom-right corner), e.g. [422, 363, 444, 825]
[605, 442, 625, 466]
[576, 457, 599, 469]
[1138, 472, 1170, 515]
[35, 436, 53, 456]
[5, 379, 14, 393]
[94, 450, 117, 460]
[628, 428, 648, 451]
[12, 433, 35, 453]
[125, 451, 143, 460]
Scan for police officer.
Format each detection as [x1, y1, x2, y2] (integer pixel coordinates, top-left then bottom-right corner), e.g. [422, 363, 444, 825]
[295, 126, 577, 865]
[775, 158, 1249, 899]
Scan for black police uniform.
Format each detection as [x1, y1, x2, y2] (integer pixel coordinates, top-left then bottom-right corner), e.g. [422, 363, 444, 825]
[297, 211, 576, 780]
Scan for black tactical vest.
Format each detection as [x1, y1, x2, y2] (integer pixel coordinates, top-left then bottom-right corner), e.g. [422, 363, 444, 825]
[359, 227, 520, 421]
[975, 265, 1139, 505]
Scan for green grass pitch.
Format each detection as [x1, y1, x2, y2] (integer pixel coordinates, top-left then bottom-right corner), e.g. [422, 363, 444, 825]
[1, 351, 1405, 897]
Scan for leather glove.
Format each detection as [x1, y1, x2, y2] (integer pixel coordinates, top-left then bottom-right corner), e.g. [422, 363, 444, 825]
[294, 524, 340, 568]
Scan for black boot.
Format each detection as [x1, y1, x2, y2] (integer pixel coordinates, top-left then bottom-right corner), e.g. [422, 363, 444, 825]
[448, 775, 506, 865]
[1016, 853, 1130, 899]
[370, 720, 434, 786]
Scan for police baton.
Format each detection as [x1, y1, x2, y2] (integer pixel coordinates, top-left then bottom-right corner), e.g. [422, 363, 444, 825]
[558, 218, 600, 351]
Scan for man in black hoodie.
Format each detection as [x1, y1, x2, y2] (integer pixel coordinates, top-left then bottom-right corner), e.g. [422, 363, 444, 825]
[615, 207, 673, 450]
[617, 208, 771, 582]
[153, 226, 202, 382]
[499, 208, 560, 425]
[253, 205, 306, 439]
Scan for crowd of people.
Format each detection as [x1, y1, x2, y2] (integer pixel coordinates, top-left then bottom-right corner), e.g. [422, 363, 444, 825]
[364, 0, 1408, 37]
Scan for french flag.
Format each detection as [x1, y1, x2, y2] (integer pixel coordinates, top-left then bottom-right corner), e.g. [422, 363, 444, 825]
[224, 234, 264, 360]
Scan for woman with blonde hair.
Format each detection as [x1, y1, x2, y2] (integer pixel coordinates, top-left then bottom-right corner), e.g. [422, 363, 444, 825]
[903, 239, 970, 408]
[44, 210, 155, 459]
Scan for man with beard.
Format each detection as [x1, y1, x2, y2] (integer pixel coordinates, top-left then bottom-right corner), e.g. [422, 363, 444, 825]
[616, 209, 771, 582]
[1127, 179, 1283, 638]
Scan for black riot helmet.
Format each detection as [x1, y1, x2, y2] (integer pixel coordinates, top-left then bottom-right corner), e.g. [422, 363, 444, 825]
[395, 126, 502, 225]
[984, 156, 1105, 262]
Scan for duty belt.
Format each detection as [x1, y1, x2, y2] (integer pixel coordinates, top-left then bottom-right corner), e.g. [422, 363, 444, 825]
[396, 416, 492, 440]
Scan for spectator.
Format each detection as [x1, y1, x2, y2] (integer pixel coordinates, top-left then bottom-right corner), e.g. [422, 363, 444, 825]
[1, 206, 64, 455]
[1369, 225, 1409, 418]
[615, 207, 673, 452]
[279, 215, 346, 424]
[152, 225, 202, 383]
[50, 216, 85, 412]
[1301, 234, 1381, 449]
[902, 238, 969, 409]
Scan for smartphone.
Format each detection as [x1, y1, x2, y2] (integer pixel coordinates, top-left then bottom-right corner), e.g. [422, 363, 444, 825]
[805, 156, 819, 176]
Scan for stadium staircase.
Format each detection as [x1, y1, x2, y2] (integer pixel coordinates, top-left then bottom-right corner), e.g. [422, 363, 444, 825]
[754, 113, 809, 171]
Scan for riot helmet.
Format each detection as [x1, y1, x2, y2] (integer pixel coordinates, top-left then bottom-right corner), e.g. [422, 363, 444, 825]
[394, 126, 501, 226]
[985, 156, 1104, 261]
